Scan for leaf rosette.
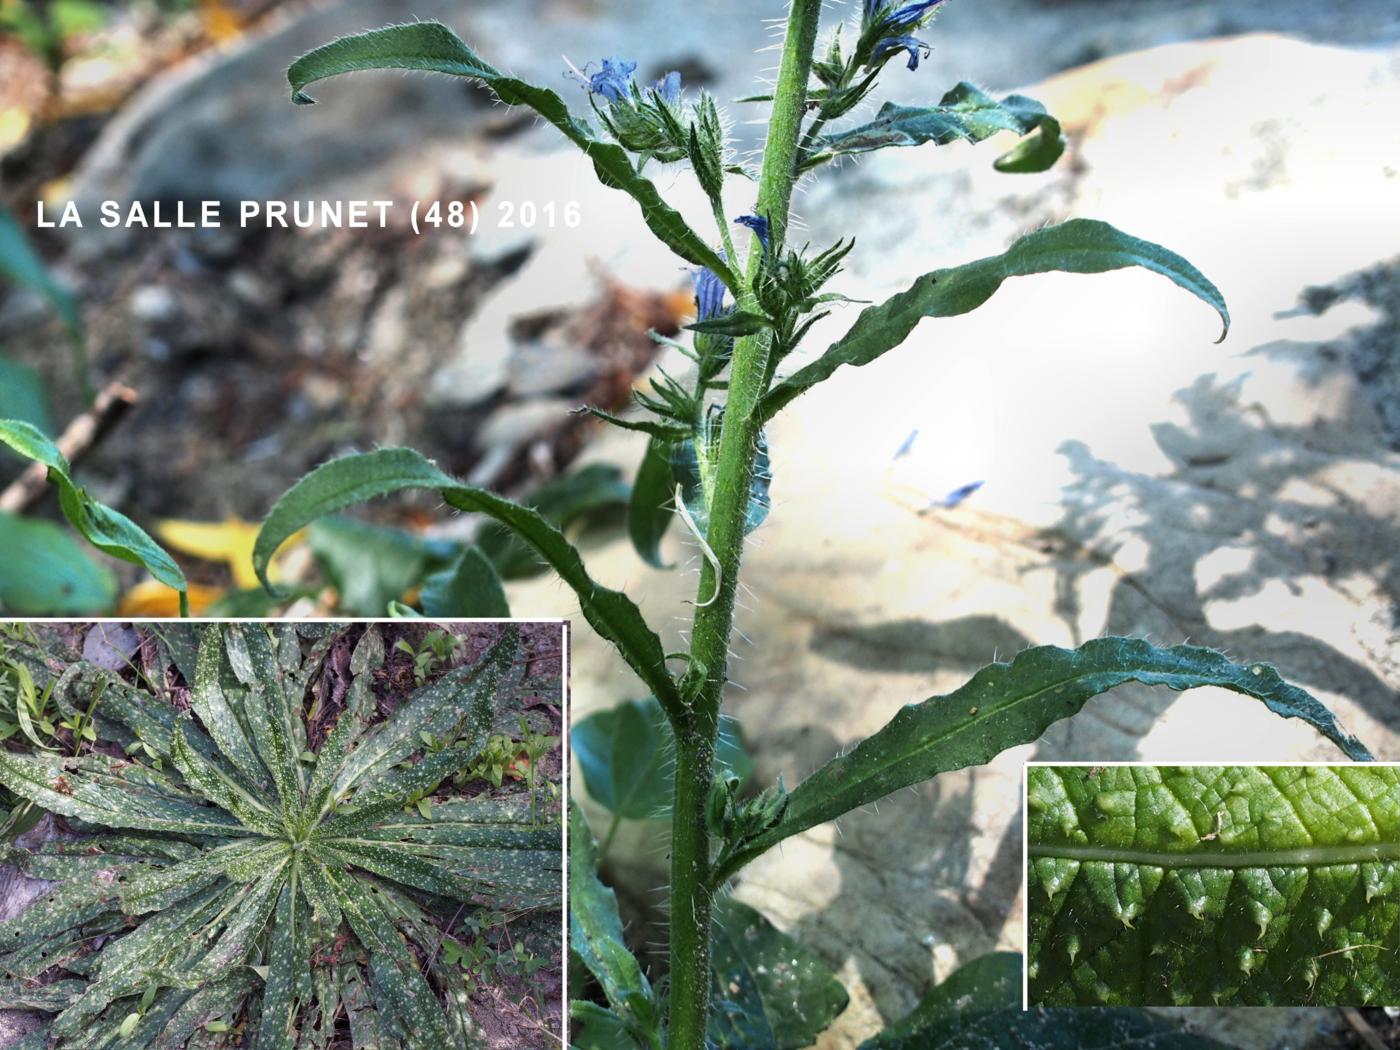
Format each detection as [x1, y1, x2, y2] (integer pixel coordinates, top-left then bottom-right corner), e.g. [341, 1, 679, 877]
[0, 623, 560, 1048]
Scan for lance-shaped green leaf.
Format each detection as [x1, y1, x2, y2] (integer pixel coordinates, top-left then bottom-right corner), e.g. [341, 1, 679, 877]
[0, 750, 246, 836]
[287, 21, 737, 292]
[1028, 765, 1400, 1006]
[329, 866, 455, 1049]
[812, 83, 1064, 173]
[629, 437, 676, 569]
[0, 420, 187, 612]
[170, 725, 283, 836]
[190, 623, 273, 793]
[707, 897, 848, 1050]
[252, 446, 681, 715]
[759, 219, 1230, 421]
[568, 801, 658, 1033]
[860, 951, 1229, 1049]
[255, 876, 303, 1050]
[713, 639, 1371, 883]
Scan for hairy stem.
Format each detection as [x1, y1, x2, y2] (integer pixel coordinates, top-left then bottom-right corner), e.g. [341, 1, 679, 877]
[665, 1, 823, 1045]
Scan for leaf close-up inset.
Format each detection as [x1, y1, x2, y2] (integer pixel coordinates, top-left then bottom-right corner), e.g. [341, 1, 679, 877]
[1027, 766, 1400, 1006]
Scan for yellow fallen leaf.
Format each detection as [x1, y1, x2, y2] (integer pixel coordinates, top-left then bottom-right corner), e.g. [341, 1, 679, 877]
[117, 580, 223, 618]
[156, 517, 303, 591]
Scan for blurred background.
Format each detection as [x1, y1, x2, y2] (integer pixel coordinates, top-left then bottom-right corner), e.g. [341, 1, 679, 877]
[3, 1, 1400, 1046]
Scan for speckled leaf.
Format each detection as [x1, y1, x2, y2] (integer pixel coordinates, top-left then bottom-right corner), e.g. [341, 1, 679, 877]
[320, 839, 559, 909]
[287, 22, 737, 293]
[226, 624, 307, 807]
[0, 750, 246, 836]
[150, 973, 258, 1050]
[759, 220, 1231, 421]
[252, 448, 680, 715]
[255, 877, 302, 1050]
[716, 639, 1372, 880]
[171, 725, 283, 836]
[0, 978, 85, 1010]
[707, 897, 847, 1049]
[860, 951, 1227, 1049]
[191, 623, 274, 793]
[328, 868, 455, 1049]
[359, 797, 558, 850]
[1028, 766, 1400, 1006]
[118, 840, 281, 914]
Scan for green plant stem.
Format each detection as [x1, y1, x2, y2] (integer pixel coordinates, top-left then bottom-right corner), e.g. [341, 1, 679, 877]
[665, 1, 823, 1046]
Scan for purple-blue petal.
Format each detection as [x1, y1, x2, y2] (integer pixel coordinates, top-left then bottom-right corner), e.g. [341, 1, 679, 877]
[654, 71, 683, 104]
[583, 57, 638, 102]
[693, 266, 728, 321]
[873, 34, 931, 71]
[734, 213, 771, 250]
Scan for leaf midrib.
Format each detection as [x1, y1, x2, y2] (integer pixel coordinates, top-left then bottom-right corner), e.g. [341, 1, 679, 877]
[1029, 842, 1400, 868]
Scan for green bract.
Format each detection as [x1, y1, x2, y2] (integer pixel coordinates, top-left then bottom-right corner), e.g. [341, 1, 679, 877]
[0, 623, 560, 1048]
[1028, 766, 1400, 1006]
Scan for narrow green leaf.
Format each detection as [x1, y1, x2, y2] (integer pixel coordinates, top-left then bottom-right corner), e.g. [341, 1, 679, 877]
[860, 951, 1227, 1048]
[254, 877, 301, 1050]
[0, 419, 186, 610]
[1028, 765, 1400, 1006]
[686, 311, 772, 338]
[170, 724, 283, 836]
[567, 801, 656, 1028]
[628, 438, 675, 569]
[814, 83, 1064, 173]
[759, 219, 1231, 421]
[421, 545, 511, 618]
[308, 516, 454, 617]
[715, 639, 1371, 881]
[189, 623, 273, 793]
[287, 22, 737, 291]
[708, 897, 847, 1050]
[252, 447, 680, 714]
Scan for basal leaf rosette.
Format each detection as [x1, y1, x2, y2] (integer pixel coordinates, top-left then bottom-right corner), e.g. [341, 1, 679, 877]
[1027, 765, 1400, 1007]
[0, 623, 560, 1048]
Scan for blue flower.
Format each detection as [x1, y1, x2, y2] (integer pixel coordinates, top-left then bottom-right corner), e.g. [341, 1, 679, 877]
[873, 34, 931, 71]
[734, 213, 770, 251]
[866, 0, 946, 29]
[693, 264, 728, 321]
[572, 57, 637, 103]
[653, 70, 683, 104]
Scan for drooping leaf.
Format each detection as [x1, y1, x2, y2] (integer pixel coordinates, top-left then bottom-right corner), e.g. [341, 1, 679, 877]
[287, 21, 737, 291]
[628, 437, 675, 569]
[421, 544, 511, 617]
[1028, 765, 1400, 1006]
[713, 639, 1371, 882]
[860, 951, 1228, 1048]
[707, 897, 848, 1050]
[0, 510, 116, 614]
[0, 354, 52, 438]
[814, 83, 1064, 173]
[567, 801, 658, 1036]
[252, 447, 680, 713]
[572, 697, 751, 820]
[759, 219, 1231, 421]
[0, 419, 187, 613]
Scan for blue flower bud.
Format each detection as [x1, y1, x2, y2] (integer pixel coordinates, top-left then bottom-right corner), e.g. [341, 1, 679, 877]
[734, 213, 770, 251]
[692, 265, 729, 321]
[653, 70, 683, 104]
[571, 56, 638, 103]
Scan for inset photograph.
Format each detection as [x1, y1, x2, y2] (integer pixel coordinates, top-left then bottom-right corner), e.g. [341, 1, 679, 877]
[0, 619, 564, 1047]
[1025, 763, 1400, 1007]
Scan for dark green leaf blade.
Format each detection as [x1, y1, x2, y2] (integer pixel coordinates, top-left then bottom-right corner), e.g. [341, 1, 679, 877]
[707, 897, 847, 1050]
[715, 639, 1371, 881]
[287, 22, 737, 291]
[252, 447, 680, 714]
[421, 544, 511, 617]
[567, 801, 657, 1030]
[815, 83, 1065, 173]
[628, 438, 675, 569]
[759, 219, 1230, 421]
[0, 510, 116, 614]
[572, 697, 750, 820]
[860, 951, 1229, 1049]
[0, 419, 187, 609]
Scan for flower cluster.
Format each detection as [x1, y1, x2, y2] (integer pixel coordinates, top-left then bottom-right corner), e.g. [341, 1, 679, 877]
[862, 0, 948, 71]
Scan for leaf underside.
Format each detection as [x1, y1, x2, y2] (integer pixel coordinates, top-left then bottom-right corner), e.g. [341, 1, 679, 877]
[0, 623, 561, 1048]
[1028, 766, 1400, 1006]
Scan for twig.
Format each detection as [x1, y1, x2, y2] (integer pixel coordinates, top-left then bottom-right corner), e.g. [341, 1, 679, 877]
[1341, 1008, 1388, 1050]
[0, 381, 139, 514]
